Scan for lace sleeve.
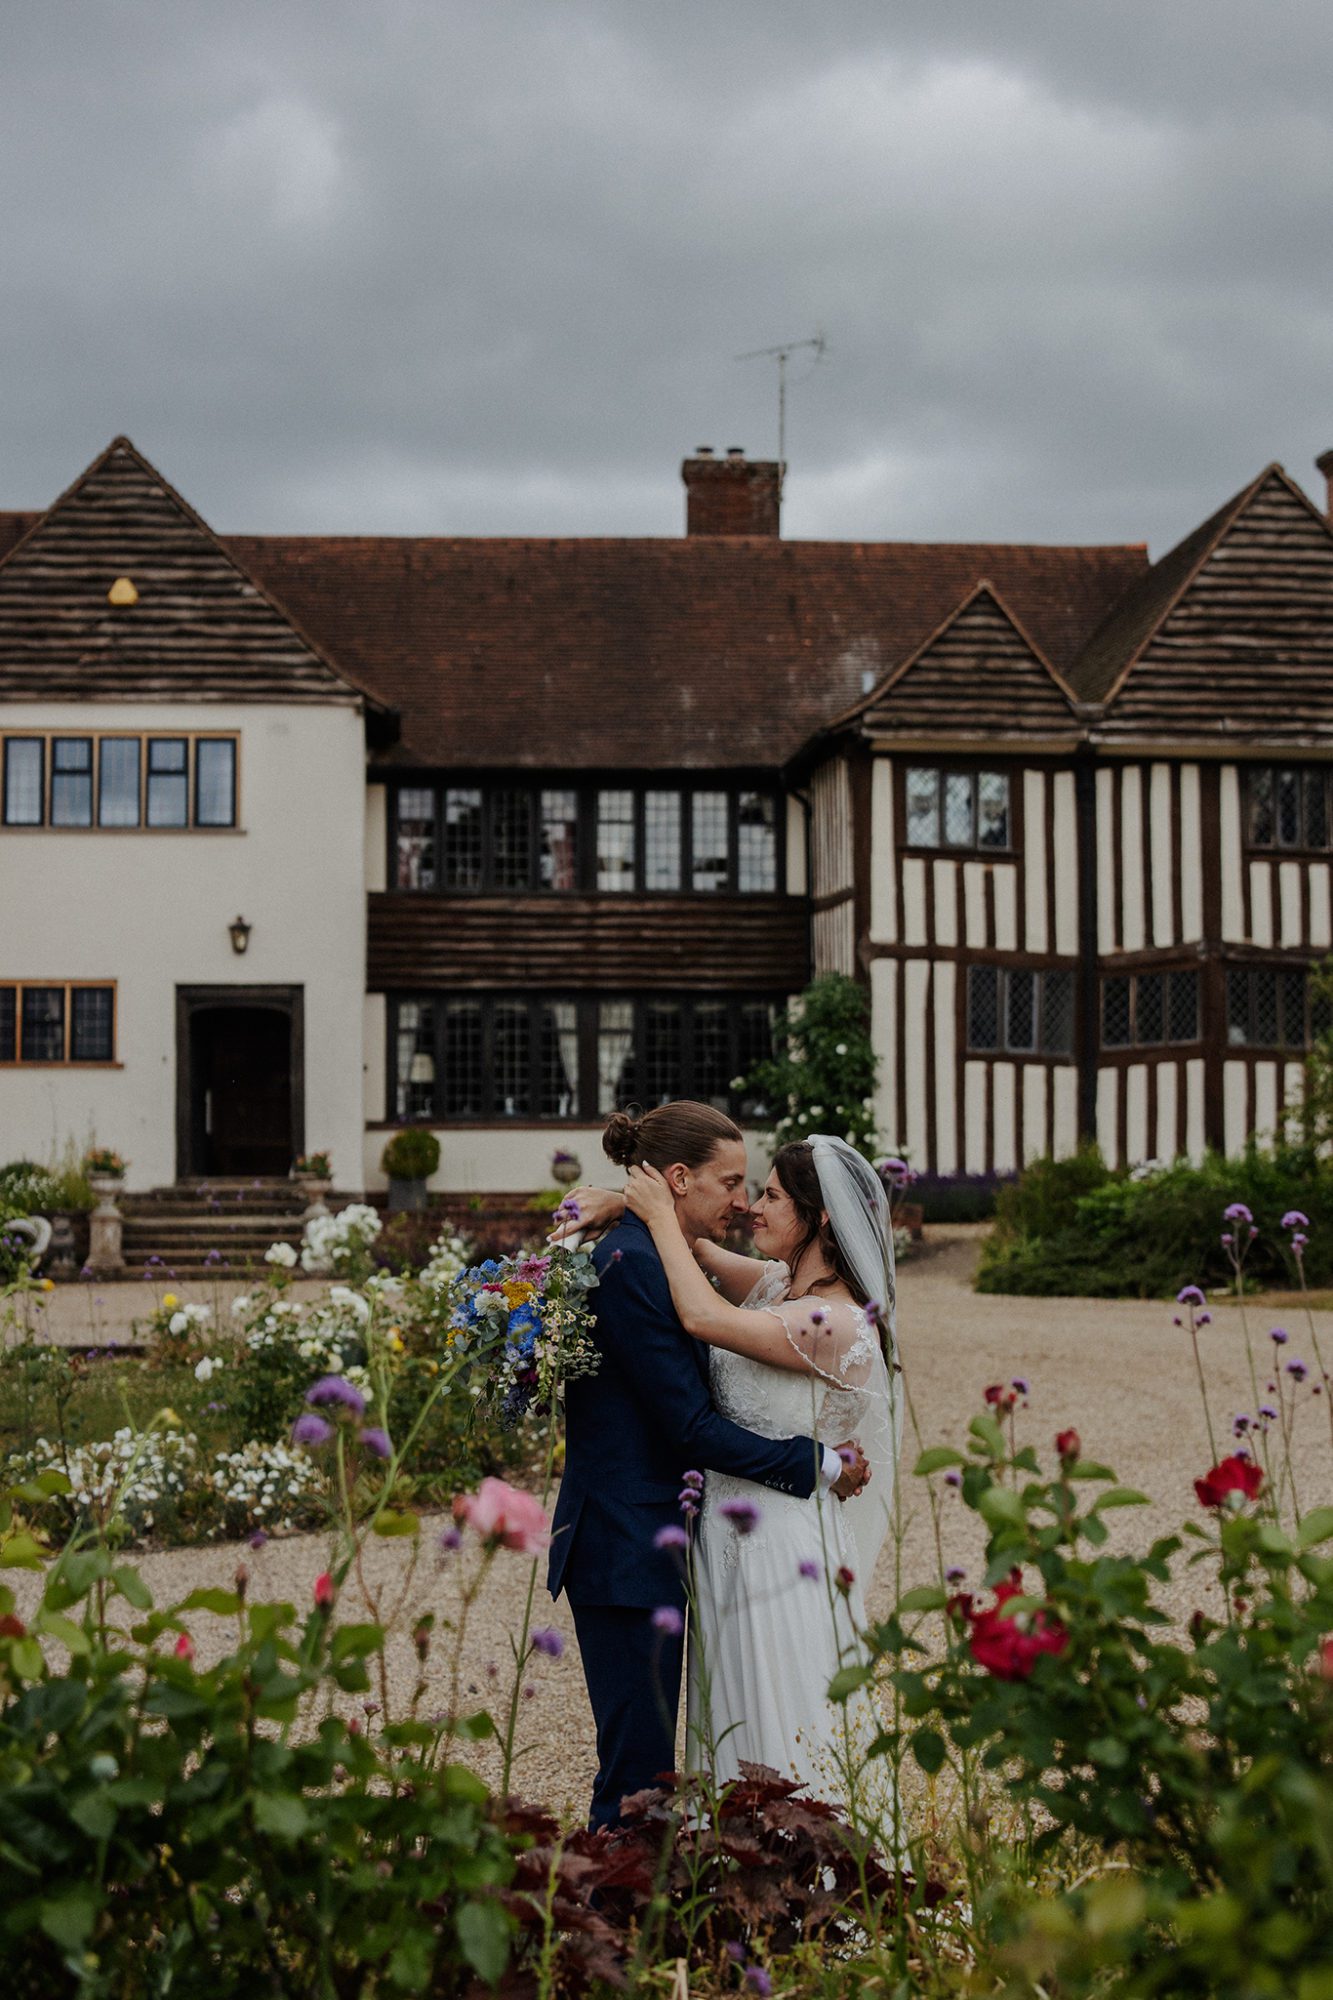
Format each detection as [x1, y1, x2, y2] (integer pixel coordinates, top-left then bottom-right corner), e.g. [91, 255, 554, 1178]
[753, 1297, 875, 1390]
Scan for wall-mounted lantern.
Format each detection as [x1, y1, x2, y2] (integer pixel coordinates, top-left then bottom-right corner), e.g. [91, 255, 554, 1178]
[228, 915, 252, 956]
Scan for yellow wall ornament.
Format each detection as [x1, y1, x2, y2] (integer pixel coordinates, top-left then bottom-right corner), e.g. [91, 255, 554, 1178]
[107, 575, 138, 605]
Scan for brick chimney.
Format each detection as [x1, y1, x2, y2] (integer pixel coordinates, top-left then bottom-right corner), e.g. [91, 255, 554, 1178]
[682, 446, 783, 536]
[1317, 448, 1333, 521]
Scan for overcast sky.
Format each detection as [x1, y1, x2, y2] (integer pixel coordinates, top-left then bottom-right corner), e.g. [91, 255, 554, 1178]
[3, 3, 1332, 552]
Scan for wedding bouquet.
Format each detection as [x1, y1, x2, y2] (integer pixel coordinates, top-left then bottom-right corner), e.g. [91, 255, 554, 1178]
[446, 1245, 600, 1430]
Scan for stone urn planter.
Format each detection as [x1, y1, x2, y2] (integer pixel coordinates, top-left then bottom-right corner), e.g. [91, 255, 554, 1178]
[292, 1154, 334, 1220]
[550, 1149, 582, 1187]
[87, 1173, 126, 1276]
[380, 1128, 441, 1216]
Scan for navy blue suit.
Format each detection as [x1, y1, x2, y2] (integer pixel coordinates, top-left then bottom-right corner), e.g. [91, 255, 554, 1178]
[548, 1214, 819, 1827]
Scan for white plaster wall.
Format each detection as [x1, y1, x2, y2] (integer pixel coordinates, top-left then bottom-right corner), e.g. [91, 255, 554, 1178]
[361, 1124, 780, 1195]
[870, 957, 900, 1153]
[1179, 764, 1203, 942]
[1023, 770, 1047, 952]
[365, 785, 387, 894]
[1053, 771, 1078, 957]
[0, 701, 367, 1191]
[868, 758, 895, 943]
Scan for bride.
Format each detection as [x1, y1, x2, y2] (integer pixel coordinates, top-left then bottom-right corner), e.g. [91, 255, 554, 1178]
[573, 1134, 900, 1826]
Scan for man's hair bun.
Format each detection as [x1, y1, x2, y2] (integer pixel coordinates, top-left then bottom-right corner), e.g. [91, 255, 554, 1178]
[602, 1110, 641, 1167]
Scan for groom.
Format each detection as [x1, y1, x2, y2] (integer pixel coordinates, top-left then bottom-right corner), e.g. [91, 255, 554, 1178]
[548, 1102, 869, 1830]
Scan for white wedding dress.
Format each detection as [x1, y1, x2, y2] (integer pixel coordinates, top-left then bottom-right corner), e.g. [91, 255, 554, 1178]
[687, 1260, 900, 1843]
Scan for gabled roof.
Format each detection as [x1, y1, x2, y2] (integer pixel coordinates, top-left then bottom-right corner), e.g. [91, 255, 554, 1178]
[1068, 464, 1333, 743]
[226, 533, 1145, 770]
[0, 438, 364, 707]
[825, 581, 1079, 746]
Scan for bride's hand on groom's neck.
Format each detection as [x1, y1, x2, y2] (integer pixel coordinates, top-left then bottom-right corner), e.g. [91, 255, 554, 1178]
[623, 1162, 679, 1235]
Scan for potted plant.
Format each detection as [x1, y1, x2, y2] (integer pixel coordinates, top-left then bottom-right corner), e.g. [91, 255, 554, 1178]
[292, 1149, 333, 1218]
[83, 1146, 125, 1188]
[380, 1127, 441, 1214]
[82, 1148, 126, 1276]
[550, 1146, 582, 1187]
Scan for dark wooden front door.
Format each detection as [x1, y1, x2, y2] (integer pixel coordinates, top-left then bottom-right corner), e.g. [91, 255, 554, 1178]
[178, 989, 303, 1178]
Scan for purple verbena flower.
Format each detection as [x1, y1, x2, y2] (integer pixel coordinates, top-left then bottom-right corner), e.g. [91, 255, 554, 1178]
[530, 1627, 564, 1658]
[719, 1499, 761, 1536]
[358, 1426, 392, 1459]
[798, 1559, 820, 1580]
[1260, 1404, 1279, 1422]
[1271, 1328, 1289, 1345]
[1233, 1415, 1251, 1437]
[1177, 1286, 1206, 1308]
[1197, 1312, 1212, 1327]
[439, 1525, 463, 1552]
[1283, 1211, 1310, 1231]
[654, 1524, 689, 1551]
[306, 1375, 366, 1417]
[681, 1469, 704, 1491]
[248, 1530, 268, 1550]
[1288, 1359, 1309, 1383]
[1012, 1377, 1029, 1395]
[944, 1470, 962, 1489]
[744, 1971, 773, 1998]
[1221, 1233, 1234, 1249]
[946, 1565, 966, 1583]
[291, 1412, 333, 1448]
[1224, 1203, 1253, 1225]
[1293, 1233, 1309, 1253]
[652, 1606, 684, 1637]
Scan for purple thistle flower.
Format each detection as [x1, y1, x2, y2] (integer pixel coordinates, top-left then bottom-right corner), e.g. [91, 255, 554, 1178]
[654, 1524, 689, 1550]
[652, 1606, 684, 1637]
[1283, 1211, 1310, 1231]
[1177, 1286, 1206, 1308]
[291, 1412, 333, 1448]
[1012, 1377, 1029, 1395]
[439, 1525, 463, 1552]
[1224, 1203, 1253, 1225]
[1271, 1328, 1289, 1345]
[720, 1499, 761, 1535]
[306, 1375, 367, 1416]
[1288, 1359, 1309, 1383]
[798, 1559, 821, 1580]
[530, 1627, 564, 1659]
[358, 1427, 392, 1460]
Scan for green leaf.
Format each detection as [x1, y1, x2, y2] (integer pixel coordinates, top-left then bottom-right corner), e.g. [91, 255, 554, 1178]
[34, 1609, 88, 1656]
[1257, 1524, 1294, 1559]
[179, 1586, 241, 1616]
[1299, 1507, 1333, 1549]
[372, 1509, 420, 1537]
[978, 1485, 1026, 1528]
[10, 1637, 44, 1681]
[253, 1792, 311, 1840]
[40, 1885, 100, 1952]
[968, 1414, 1006, 1458]
[910, 1727, 946, 1774]
[1082, 1514, 1109, 1547]
[68, 1791, 117, 1841]
[913, 1447, 967, 1477]
[331, 1622, 386, 1663]
[1065, 1460, 1115, 1481]
[1094, 1488, 1151, 1510]
[0, 1533, 45, 1571]
[450, 1710, 497, 1742]
[389, 1926, 435, 1990]
[457, 1898, 510, 1986]
[896, 1585, 948, 1614]
[1087, 1735, 1129, 1769]
[828, 1663, 873, 1701]
[111, 1564, 153, 1610]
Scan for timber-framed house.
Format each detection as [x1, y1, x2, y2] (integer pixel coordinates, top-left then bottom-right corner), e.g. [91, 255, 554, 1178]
[3, 435, 1332, 1194]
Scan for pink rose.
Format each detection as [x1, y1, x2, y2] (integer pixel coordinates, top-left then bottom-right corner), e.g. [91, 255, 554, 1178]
[457, 1477, 550, 1554]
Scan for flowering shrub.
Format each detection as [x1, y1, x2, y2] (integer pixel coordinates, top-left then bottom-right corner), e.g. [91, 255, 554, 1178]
[736, 971, 881, 1160]
[300, 1200, 383, 1279]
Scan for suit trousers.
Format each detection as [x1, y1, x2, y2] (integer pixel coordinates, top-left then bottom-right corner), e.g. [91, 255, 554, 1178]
[570, 1601, 685, 1831]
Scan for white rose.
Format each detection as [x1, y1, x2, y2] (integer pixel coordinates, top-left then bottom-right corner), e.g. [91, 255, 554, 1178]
[231, 1294, 252, 1318]
[194, 1356, 218, 1383]
[168, 1312, 188, 1337]
[835, 1044, 848, 1056]
[265, 1242, 297, 1269]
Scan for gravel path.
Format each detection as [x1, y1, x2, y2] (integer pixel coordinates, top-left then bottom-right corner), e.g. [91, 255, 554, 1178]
[14, 1227, 1333, 1819]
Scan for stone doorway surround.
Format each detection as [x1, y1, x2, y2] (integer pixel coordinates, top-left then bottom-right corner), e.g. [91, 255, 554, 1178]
[175, 984, 305, 1181]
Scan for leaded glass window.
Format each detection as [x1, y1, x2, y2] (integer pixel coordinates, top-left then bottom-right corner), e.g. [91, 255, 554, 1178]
[98, 739, 141, 828]
[491, 791, 533, 893]
[644, 791, 682, 890]
[905, 769, 1011, 852]
[967, 966, 1000, 1051]
[597, 1000, 635, 1114]
[441, 1000, 483, 1115]
[394, 1001, 436, 1119]
[21, 987, 64, 1062]
[1102, 977, 1132, 1048]
[537, 1001, 580, 1114]
[395, 788, 437, 890]
[905, 768, 939, 846]
[195, 739, 236, 827]
[492, 1000, 530, 1114]
[737, 792, 777, 891]
[539, 791, 579, 891]
[1042, 970, 1076, 1055]
[1249, 767, 1333, 849]
[2, 738, 43, 825]
[51, 738, 93, 827]
[0, 987, 14, 1062]
[643, 1001, 683, 1103]
[70, 987, 114, 1063]
[146, 739, 189, 827]
[693, 1001, 731, 1107]
[597, 791, 636, 892]
[691, 792, 730, 891]
[443, 789, 483, 889]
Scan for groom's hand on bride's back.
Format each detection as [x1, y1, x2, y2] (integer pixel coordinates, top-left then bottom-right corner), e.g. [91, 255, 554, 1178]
[831, 1441, 870, 1502]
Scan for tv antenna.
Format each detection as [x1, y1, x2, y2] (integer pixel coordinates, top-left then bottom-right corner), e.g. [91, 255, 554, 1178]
[735, 331, 827, 477]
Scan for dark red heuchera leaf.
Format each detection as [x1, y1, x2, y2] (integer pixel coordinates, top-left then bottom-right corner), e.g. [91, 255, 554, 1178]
[966, 1571, 1068, 1681]
[1194, 1455, 1264, 1510]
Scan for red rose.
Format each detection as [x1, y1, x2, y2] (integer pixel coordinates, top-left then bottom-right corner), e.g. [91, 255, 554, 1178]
[966, 1571, 1068, 1681]
[984, 1384, 1005, 1406]
[1194, 1455, 1264, 1511]
[314, 1571, 335, 1609]
[1055, 1429, 1081, 1463]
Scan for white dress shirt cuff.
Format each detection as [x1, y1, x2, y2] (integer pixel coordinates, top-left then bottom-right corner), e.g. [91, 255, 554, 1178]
[820, 1445, 843, 1488]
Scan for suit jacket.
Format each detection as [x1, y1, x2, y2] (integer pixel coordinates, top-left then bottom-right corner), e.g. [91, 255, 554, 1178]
[547, 1213, 820, 1609]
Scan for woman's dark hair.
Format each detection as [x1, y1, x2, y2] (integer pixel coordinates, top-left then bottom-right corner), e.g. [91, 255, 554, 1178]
[603, 1101, 743, 1172]
[772, 1140, 872, 1309]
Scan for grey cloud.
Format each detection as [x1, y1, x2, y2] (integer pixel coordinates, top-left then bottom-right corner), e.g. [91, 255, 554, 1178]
[2, 1, 1332, 553]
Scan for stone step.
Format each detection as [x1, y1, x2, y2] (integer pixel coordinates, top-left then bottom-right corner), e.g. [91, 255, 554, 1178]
[122, 1215, 305, 1236]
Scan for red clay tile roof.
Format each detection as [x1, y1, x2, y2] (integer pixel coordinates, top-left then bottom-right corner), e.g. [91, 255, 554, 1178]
[227, 532, 1147, 770]
[0, 440, 364, 707]
[826, 582, 1079, 746]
